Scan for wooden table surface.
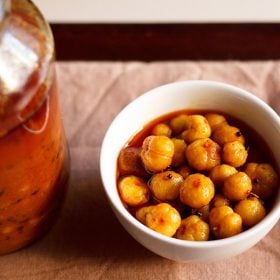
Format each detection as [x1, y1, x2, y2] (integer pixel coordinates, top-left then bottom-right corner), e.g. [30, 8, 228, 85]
[51, 23, 280, 61]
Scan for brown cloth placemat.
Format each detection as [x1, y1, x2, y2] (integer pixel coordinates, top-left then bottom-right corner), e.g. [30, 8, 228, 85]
[0, 61, 279, 280]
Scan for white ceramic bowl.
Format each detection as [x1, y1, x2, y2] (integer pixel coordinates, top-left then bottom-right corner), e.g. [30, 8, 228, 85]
[100, 80, 280, 262]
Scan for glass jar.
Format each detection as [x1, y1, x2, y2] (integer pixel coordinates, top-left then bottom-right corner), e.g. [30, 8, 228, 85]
[0, 0, 69, 254]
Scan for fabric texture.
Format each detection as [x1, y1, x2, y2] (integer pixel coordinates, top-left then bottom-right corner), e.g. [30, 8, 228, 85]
[0, 61, 279, 280]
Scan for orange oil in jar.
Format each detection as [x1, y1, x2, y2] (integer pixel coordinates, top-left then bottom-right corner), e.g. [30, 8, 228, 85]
[0, 78, 69, 254]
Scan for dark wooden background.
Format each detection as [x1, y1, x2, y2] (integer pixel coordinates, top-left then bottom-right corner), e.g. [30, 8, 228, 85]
[51, 24, 280, 61]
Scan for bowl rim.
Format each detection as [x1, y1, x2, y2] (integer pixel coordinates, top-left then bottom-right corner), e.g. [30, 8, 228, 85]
[100, 79, 280, 249]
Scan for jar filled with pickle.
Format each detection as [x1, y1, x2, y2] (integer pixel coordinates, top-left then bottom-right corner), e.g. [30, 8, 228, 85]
[0, 0, 69, 254]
